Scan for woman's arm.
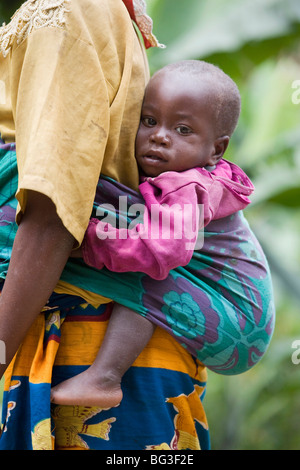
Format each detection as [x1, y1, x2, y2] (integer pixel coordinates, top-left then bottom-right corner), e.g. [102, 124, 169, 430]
[0, 191, 75, 379]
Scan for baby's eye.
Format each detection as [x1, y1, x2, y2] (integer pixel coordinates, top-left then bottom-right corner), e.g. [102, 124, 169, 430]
[176, 125, 192, 135]
[142, 116, 157, 127]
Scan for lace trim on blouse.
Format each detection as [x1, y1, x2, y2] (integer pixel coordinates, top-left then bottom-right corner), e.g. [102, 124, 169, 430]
[0, 0, 71, 58]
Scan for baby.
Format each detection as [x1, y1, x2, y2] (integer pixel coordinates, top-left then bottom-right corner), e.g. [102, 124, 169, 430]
[50, 60, 274, 408]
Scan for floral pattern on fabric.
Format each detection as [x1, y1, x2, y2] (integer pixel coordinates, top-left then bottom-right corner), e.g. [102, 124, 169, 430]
[162, 292, 206, 340]
[0, 300, 209, 450]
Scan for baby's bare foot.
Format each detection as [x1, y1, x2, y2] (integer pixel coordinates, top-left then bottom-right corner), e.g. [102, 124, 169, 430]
[50, 369, 123, 408]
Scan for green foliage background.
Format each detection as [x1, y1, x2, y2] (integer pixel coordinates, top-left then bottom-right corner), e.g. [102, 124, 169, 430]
[0, 0, 300, 450]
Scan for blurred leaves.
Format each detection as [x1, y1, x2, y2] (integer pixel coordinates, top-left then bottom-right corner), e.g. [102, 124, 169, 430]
[0, 1, 22, 23]
[206, 333, 300, 450]
[148, 0, 300, 72]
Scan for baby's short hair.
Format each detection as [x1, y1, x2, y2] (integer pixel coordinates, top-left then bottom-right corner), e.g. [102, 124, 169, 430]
[156, 60, 241, 137]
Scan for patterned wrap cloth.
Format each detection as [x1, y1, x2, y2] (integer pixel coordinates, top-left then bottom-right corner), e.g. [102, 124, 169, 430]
[79, 173, 275, 375]
[0, 140, 275, 449]
[0, 133, 210, 451]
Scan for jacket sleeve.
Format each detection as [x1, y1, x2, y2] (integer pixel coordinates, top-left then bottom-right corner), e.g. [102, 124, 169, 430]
[81, 180, 211, 280]
[81, 171, 252, 280]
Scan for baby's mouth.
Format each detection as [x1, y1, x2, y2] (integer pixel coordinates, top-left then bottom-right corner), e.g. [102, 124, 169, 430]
[143, 151, 167, 163]
[144, 155, 163, 161]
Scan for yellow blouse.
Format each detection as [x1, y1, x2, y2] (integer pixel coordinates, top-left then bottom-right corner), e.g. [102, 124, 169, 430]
[0, 0, 149, 246]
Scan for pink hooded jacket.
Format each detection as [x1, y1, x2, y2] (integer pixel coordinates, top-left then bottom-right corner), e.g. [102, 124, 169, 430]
[82, 159, 254, 280]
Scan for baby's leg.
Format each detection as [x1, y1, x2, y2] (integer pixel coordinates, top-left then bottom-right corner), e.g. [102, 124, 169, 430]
[50, 304, 155, 408]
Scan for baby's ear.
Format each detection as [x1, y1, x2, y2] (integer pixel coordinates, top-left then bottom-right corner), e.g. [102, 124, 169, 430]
[208, 136, 230, 166]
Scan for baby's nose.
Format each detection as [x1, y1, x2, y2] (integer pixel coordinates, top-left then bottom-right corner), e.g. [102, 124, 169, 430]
[150, 128, 170, 146]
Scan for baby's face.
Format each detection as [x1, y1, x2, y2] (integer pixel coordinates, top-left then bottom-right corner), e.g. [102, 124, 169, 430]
[135, 70, 220, 177]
